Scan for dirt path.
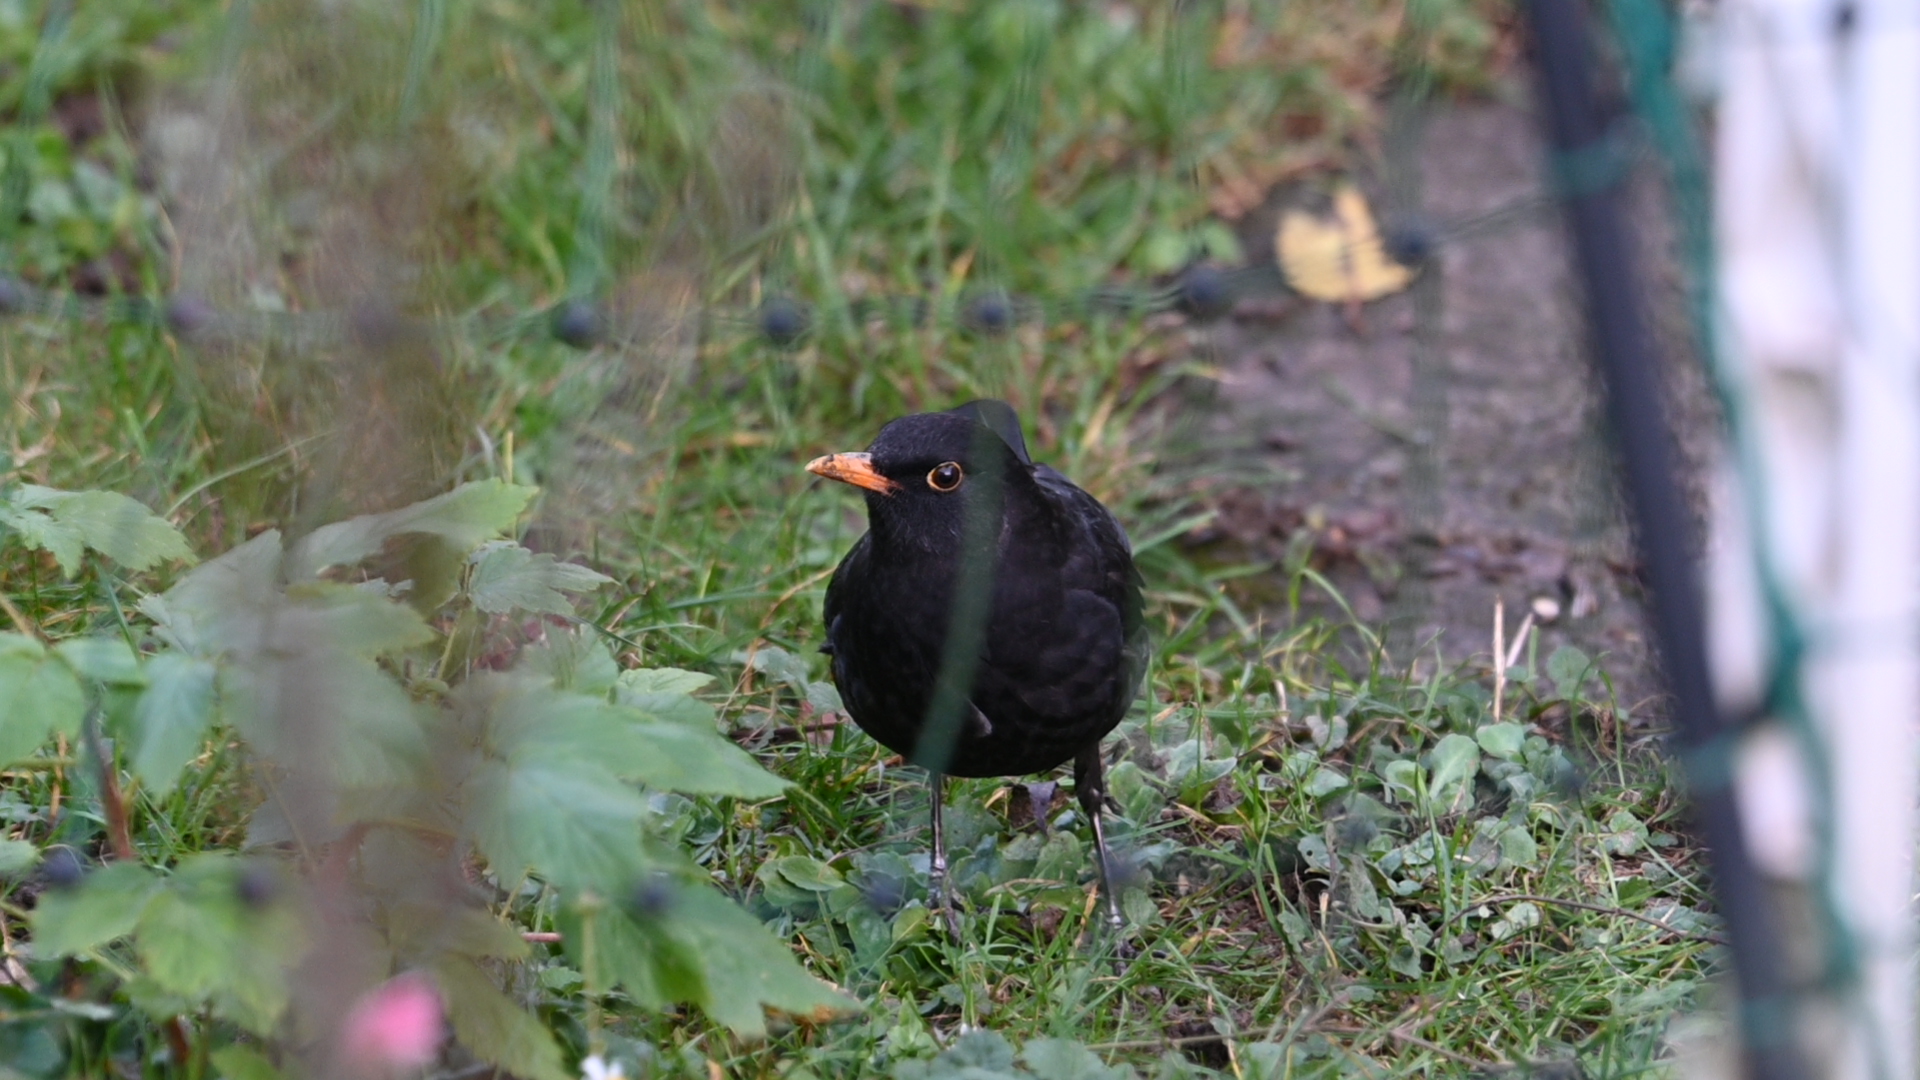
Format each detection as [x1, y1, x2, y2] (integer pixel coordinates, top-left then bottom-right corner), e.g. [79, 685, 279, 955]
[1193, 95, 1712, 719]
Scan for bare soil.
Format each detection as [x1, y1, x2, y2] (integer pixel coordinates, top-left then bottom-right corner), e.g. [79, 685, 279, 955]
[1189, 94, 1715, 719]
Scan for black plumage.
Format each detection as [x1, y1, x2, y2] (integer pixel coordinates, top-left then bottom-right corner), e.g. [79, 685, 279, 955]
[807, 400, 1147, 932]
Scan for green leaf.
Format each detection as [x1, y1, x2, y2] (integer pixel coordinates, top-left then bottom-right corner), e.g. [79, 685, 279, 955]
[489, 678, 784, 800]
[762, 856, 844, 893]
[220, 652, 426, 792]
[467, 542, 614, 615]
[564, 897, 708, 1012]
[287, 479, 537, 580]
[3, 485, 193, 576]
[1499, 824, 1539, 869]
[1546, 645, 1594, 700]
[434, 956, 569, 1080]
[615, 667, 718, 729]
[54, 637, 144, 685]
[660, 886, 855, 1036]
[469, 758, 651, 891]
[617, 668, 714, 697]
[1475, 722, 1527, 760]
[0, 634, 85, 764]
[1022, 1037, 1132, 1080]
[132, 855, 304, 1035]
[281, 583, 437, 657]
[210, 1045, 285, 1080]
[128, 653, 219, 797]
[738, 644, 810, 689]
[519, 628, 620, 695]
[0, 839, 37, 875]
[1304, 765, 1350, 798]
[1425, 733, 1481, 811]
[610, 712, 789, 799]
[31, 861, 161, 956]
[138, 531, 284, 657]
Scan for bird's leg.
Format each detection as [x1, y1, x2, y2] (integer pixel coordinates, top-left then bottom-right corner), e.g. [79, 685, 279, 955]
[1074, 747, 1125, 933]
[928, 771, 961, 936]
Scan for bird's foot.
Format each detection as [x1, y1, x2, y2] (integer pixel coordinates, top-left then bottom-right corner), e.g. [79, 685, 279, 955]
[930, 860, 963, 938]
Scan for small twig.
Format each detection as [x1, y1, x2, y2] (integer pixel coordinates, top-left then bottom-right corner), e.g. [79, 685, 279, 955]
[1449, 892, 1727, 946]
[82, 708, 135, 862]
[1491, 597, 1505, 722]
[0, 590, 37, 639]
[1503, 611, 1535, 673]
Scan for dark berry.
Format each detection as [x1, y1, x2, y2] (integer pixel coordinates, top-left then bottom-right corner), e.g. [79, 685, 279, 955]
[630, 874, 675, 917]
[1382, 218, 1438, 267]
[1174, 264, 1233, 321]
[551, 299, 603, 349]
[962, 291, 1014, 335]
[758, 295, 811, 348]
[165, 293, 216, 337]
[41, 847, 85, 890]
[236, 862, 278, 908]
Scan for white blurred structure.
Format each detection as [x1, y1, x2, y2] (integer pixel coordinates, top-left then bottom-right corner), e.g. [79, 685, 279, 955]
[1709, 0, 1920, 1075]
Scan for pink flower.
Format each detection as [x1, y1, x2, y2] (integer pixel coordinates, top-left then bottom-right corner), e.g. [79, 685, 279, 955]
[342, 971, 444, 1070]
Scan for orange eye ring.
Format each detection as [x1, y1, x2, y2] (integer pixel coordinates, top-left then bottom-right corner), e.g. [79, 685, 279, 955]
[927, 462, 965, 492]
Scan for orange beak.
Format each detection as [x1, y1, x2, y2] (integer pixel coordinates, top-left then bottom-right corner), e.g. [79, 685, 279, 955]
[806, 452, 900, 495]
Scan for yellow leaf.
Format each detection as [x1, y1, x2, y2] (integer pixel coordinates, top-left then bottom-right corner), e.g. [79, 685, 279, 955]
[1275, 185, 1417, 303]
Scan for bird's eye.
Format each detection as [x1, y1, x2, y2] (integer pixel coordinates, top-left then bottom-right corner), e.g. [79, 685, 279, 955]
[927, 462, 965, 492]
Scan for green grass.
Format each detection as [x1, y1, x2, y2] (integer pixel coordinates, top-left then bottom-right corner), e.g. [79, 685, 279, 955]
[0, 1, 1708, 1077]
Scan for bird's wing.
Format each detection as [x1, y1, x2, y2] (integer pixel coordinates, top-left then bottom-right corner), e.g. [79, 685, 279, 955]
[821, 531, 870, 657]
[985, 467, 1149, 723]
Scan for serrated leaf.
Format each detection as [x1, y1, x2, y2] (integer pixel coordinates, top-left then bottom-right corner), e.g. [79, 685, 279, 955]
[611, 713, 789, 799]
[434, 956, 569, 1080]
[1426, 733, 1481, 811]
[132, 855, 304, 1034]
[469, 758, 651, 891]
[287, 480, 537, 580]
[129, 653, 219, 797]
[1475, 722, 1527, 760]
[0, 839, 37, 874]
[468, 542, 614, 615]
[565, 897, 708, 1012]
[282, 583, 437, 657]
[54, 637, 144, 685]
[0, 636, 86, 764]
[4, 485, 193, 576]
[618, 668, 714, 697]
[138, 531, 284, 657]
[490, 678, 784, 800]
[660, 886, 855, 1036]
[518, 628, 619, 696]
[31, 861, 161, 956]
[221, 652, 426, 792]
[210, 1045, 284, 1080]
[739, 644, 810, 689]
[1, 501, 84, 576]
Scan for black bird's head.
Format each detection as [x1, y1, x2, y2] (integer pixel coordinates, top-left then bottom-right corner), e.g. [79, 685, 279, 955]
[807, 400, 1035, 554]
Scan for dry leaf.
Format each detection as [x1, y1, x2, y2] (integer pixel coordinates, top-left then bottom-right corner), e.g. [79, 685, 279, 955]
[1275, 185, 1417, 303]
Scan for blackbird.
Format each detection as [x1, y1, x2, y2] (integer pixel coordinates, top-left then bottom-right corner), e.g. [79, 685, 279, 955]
[807, 400, 1147, 932]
